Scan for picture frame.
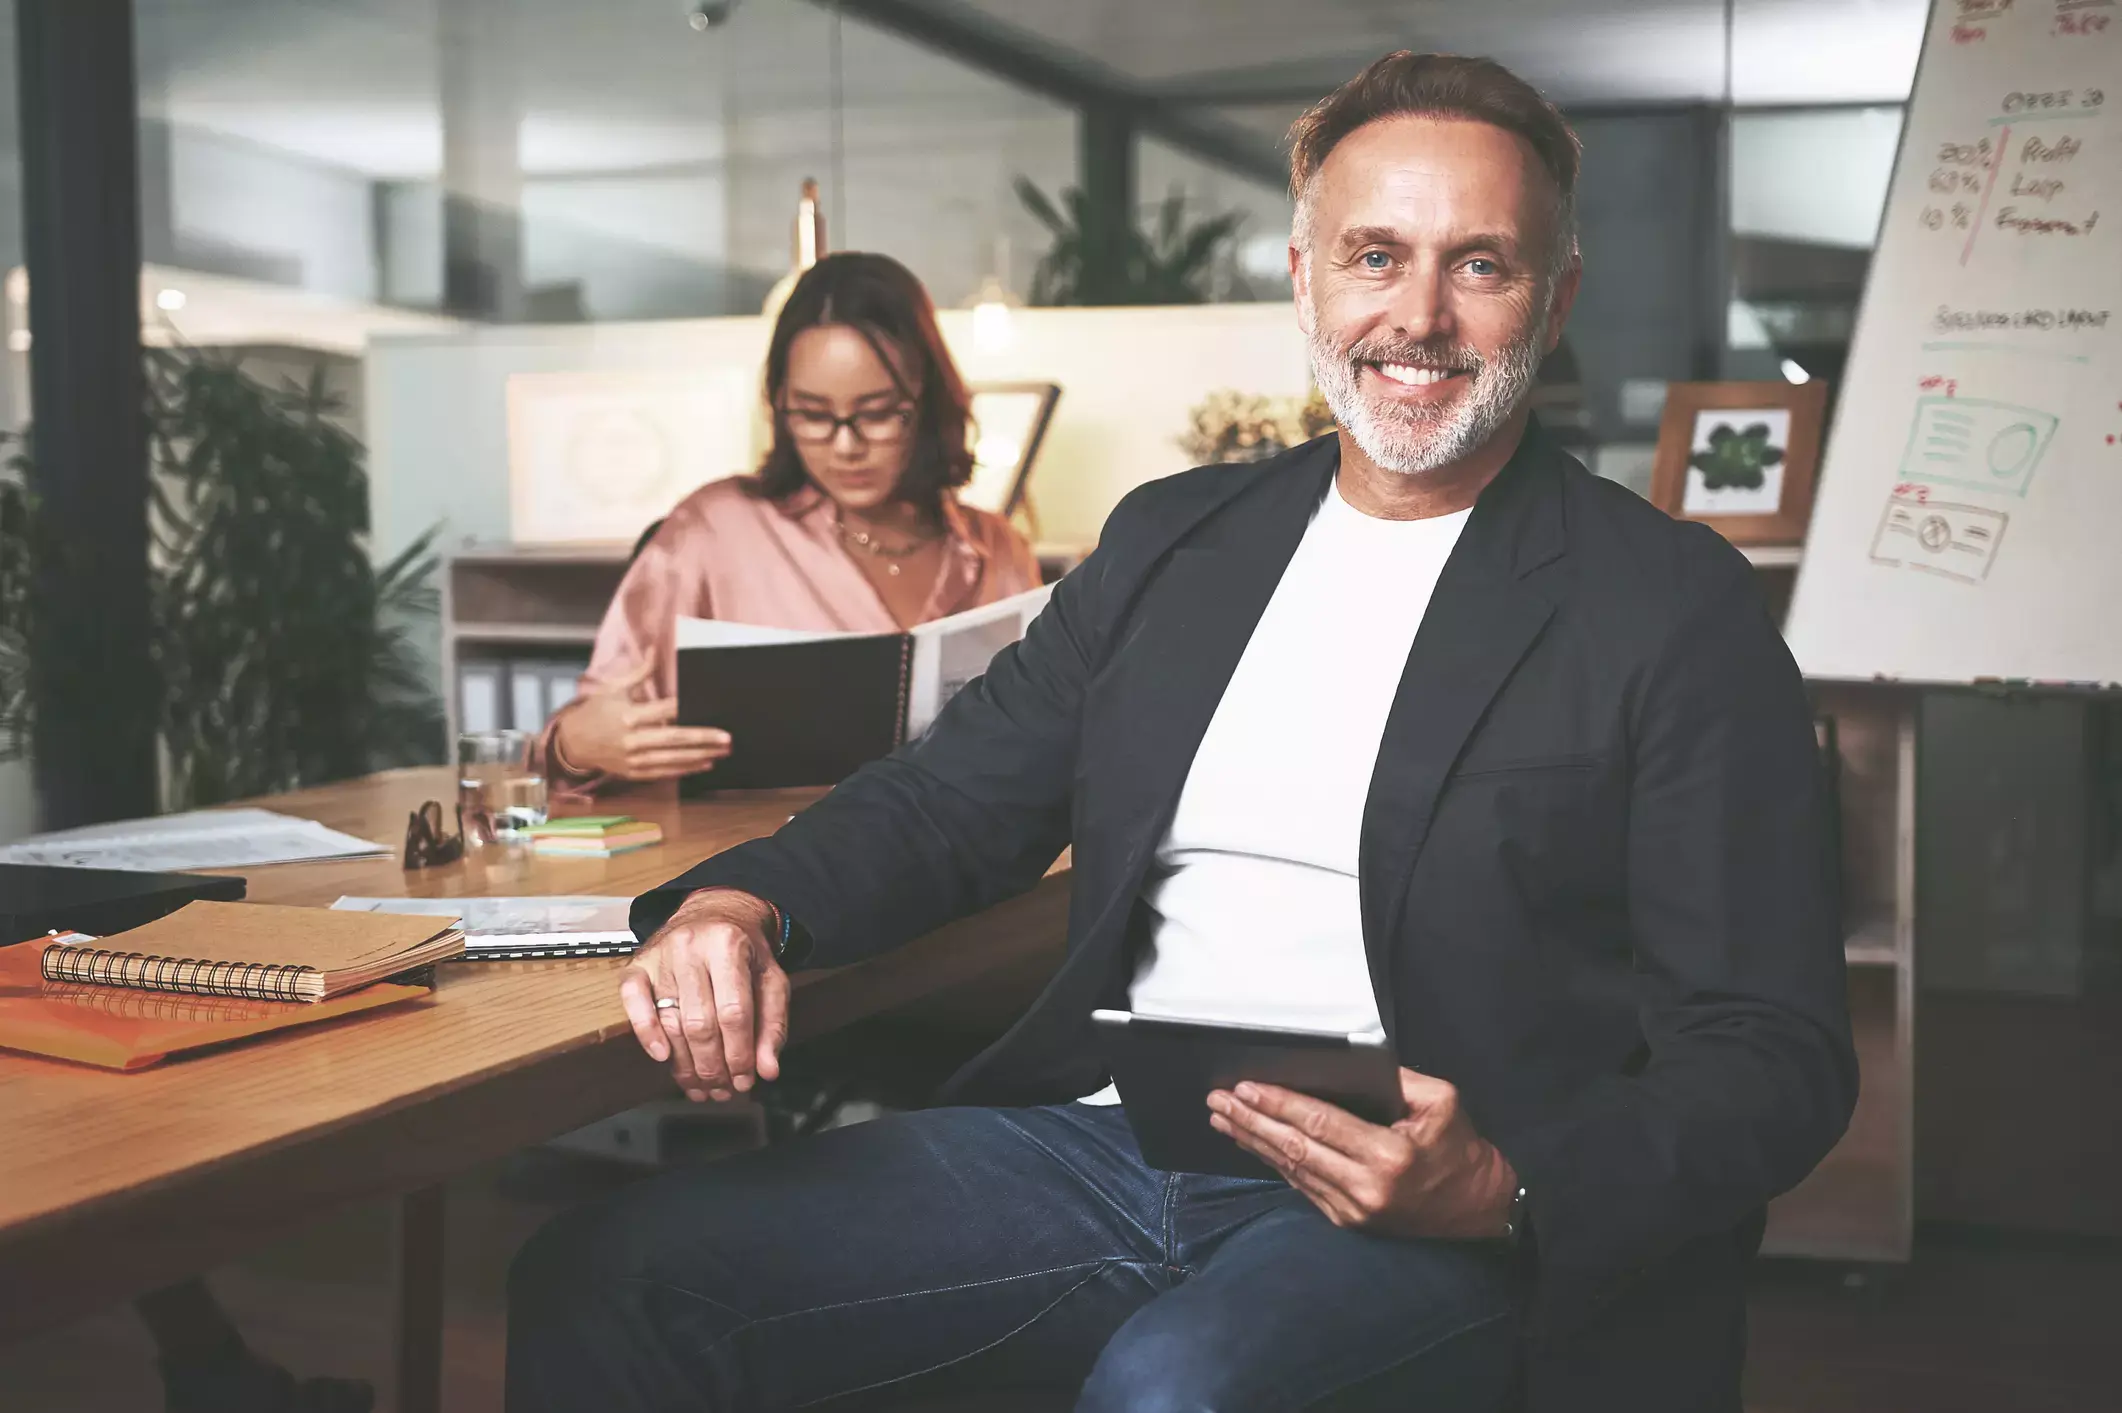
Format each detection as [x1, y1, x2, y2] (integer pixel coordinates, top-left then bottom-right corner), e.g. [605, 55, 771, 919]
[1650, 380, 1829, 546]
[505, 369, 754, 546]
[962, 381, 1062, 518]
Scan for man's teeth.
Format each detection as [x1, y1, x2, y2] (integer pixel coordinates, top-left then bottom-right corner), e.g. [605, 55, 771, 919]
[1373, 362, 1459, 386]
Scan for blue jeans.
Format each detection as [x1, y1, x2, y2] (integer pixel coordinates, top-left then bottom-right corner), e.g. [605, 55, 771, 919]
[506, 1102, 1518, 1412]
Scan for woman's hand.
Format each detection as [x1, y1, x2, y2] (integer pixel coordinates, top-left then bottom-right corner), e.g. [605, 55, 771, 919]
[619, 889, 790, 1102]
[554, 660, 731, 782]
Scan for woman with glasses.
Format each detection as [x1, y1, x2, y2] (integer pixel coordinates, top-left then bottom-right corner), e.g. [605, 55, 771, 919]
[537, 252, 1040, 794]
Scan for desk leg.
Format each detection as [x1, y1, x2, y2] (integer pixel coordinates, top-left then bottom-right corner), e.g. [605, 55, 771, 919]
[392, 1184, 447, 1413]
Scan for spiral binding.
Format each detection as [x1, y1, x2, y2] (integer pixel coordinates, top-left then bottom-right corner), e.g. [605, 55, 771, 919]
[40, 945, 316, 1002]
[893, 636, 912, 746]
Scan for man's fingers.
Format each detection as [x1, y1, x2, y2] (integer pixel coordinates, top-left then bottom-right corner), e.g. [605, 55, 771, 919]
[674, 949, 732, 1100]
[1209, 1090, 1376, 1200]
[1234, 1081, 1400, 1162]
[1209, 1112, 1363, 1223]
[1398, 1068, 1457, 1112]
[660, 1005, 703, 1096]
[755, 962, 790, 1082]
[618, 966, 668, 1063]
[705, 930, 757, 1094]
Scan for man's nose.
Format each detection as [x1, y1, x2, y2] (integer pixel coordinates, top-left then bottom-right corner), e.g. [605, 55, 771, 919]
[1379, 264, 1451, 345]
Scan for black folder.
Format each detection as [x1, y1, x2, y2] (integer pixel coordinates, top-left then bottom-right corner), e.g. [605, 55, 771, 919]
[0, 864, 247, 947]
[676, 633, 913, 793]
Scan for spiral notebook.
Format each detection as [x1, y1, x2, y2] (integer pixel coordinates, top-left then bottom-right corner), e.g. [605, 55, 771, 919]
[674, 585, 1052, 792]
[0, 941, 433, 1071]
[37, 900, 466, 1003]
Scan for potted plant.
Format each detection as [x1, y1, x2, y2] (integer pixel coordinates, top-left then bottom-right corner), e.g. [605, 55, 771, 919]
[1014, 178, 1246, 306]
[0, 344, 445, 811]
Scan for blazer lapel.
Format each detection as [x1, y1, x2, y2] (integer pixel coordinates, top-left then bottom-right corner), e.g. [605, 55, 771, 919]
[1358, 426, 1568, 1047]
[1086, 442, 1339, 925]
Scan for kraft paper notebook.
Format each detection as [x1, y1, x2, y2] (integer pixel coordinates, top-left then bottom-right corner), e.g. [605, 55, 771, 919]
[0, 942, 431, 1071]
[35, 900, 465, 1003]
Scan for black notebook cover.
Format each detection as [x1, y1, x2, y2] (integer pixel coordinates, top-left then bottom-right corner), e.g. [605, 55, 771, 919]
[0, 864, 247, 947]
[677, 634, 912, 793]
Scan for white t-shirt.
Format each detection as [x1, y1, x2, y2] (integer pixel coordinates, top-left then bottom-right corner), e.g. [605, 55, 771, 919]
[1081, 479, 1470, 1104]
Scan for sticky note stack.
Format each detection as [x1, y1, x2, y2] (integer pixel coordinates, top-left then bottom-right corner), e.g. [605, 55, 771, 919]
[525, 816, 665, 859]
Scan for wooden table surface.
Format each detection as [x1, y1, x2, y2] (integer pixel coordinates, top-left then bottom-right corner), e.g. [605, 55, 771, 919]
[0, 767, 1071, 1343]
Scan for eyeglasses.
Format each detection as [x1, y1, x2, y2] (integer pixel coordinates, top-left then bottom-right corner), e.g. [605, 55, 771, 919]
[403, 800, 466, 870]
[781, 404, 914, 446]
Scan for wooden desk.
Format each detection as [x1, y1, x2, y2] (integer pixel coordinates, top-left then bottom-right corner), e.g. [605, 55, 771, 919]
[0, 768, 1071, 1408]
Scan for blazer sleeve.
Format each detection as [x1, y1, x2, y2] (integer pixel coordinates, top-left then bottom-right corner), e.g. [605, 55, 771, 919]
[1505, 545, 1858, 1333]
[629, 498, 1131, 964]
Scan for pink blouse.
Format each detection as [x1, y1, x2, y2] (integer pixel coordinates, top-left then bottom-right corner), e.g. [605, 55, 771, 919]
[537, 476, 1041, 795]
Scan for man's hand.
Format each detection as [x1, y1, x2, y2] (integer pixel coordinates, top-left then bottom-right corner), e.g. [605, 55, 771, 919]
[1207, 1069, 1517, 1240]
[554, 659, 732, 782]
[619, 889, 789, 1103]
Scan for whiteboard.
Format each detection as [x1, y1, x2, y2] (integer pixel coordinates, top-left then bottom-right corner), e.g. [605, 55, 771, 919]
[1785, 0, 2121, 686]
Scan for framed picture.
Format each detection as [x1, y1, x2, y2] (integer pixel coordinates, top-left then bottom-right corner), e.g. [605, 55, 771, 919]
[1650, 380, 1829, 545]
[962, 382, 1062, 518]
[506, 369, 754, 545]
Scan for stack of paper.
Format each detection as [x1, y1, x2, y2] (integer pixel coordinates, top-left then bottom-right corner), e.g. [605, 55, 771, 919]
[525, 817, 664, 858]
[0, 809, 391, 873]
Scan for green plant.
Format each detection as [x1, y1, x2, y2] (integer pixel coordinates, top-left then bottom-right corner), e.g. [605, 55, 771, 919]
[0, 345, 445, 809]
[1689, 420, 1785, 491]
[1013, 178, 1245, 306]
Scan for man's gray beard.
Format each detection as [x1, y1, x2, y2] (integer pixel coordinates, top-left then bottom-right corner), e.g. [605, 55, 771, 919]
[1305, 308, 1546, 476]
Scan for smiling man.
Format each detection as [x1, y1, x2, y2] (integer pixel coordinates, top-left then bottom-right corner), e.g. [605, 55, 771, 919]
[508, 52, 1855, 1413]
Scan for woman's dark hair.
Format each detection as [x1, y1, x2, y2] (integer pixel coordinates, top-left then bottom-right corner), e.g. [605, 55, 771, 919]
[748, 251, 974, 508]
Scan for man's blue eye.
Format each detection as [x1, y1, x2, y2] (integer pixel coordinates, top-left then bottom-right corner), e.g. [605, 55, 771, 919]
[1467, 258, 1498, 276]
[1361, 250, 1392, 270]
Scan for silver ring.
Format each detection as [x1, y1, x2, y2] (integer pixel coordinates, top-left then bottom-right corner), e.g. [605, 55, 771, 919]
[655, 996, 680, 1010]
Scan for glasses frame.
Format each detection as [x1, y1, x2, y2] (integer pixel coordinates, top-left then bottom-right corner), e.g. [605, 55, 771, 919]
[779, 402, 916, 446]
[403, 800, 467, 870]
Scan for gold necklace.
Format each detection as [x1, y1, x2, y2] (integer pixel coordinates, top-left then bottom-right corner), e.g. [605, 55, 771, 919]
[836, 514, 939, 577]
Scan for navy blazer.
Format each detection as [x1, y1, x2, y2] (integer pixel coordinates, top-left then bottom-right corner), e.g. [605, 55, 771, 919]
[639, 423, 1857, 1411]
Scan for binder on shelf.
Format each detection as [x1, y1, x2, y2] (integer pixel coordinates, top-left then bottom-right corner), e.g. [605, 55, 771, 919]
[511, 671, 548, 735]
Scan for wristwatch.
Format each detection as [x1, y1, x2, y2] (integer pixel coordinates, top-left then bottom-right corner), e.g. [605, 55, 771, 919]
[1503, 1183, 1533, 1251]
[762, 902, 813, 969]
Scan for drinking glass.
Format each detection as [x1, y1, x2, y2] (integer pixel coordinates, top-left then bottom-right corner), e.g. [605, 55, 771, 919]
[457, 729, 548, 840]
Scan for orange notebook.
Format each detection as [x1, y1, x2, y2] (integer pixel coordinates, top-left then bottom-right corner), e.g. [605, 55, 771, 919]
[0, 942, 432, 1071]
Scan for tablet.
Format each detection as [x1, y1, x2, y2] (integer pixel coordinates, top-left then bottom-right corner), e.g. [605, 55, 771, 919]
[1090, 1009, 1402, 1179]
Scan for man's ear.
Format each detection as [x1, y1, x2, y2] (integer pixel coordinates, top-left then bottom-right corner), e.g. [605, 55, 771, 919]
[1289, 244, 1314, 338]
[1543, 260, 1582, 351]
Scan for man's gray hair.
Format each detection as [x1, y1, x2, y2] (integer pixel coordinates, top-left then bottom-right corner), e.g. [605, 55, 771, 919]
[1287, 52, 1582, 287]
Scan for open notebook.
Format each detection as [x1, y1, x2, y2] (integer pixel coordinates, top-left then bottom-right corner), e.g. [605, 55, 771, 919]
[675, 584, 1054, 790]
[37, 900, 465, 1003]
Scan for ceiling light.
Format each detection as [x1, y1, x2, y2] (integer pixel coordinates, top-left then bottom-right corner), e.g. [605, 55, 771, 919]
[1780, 358, 1811, 384]
[157, 288, 187, 312]
[970, 276, 1018, 354]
